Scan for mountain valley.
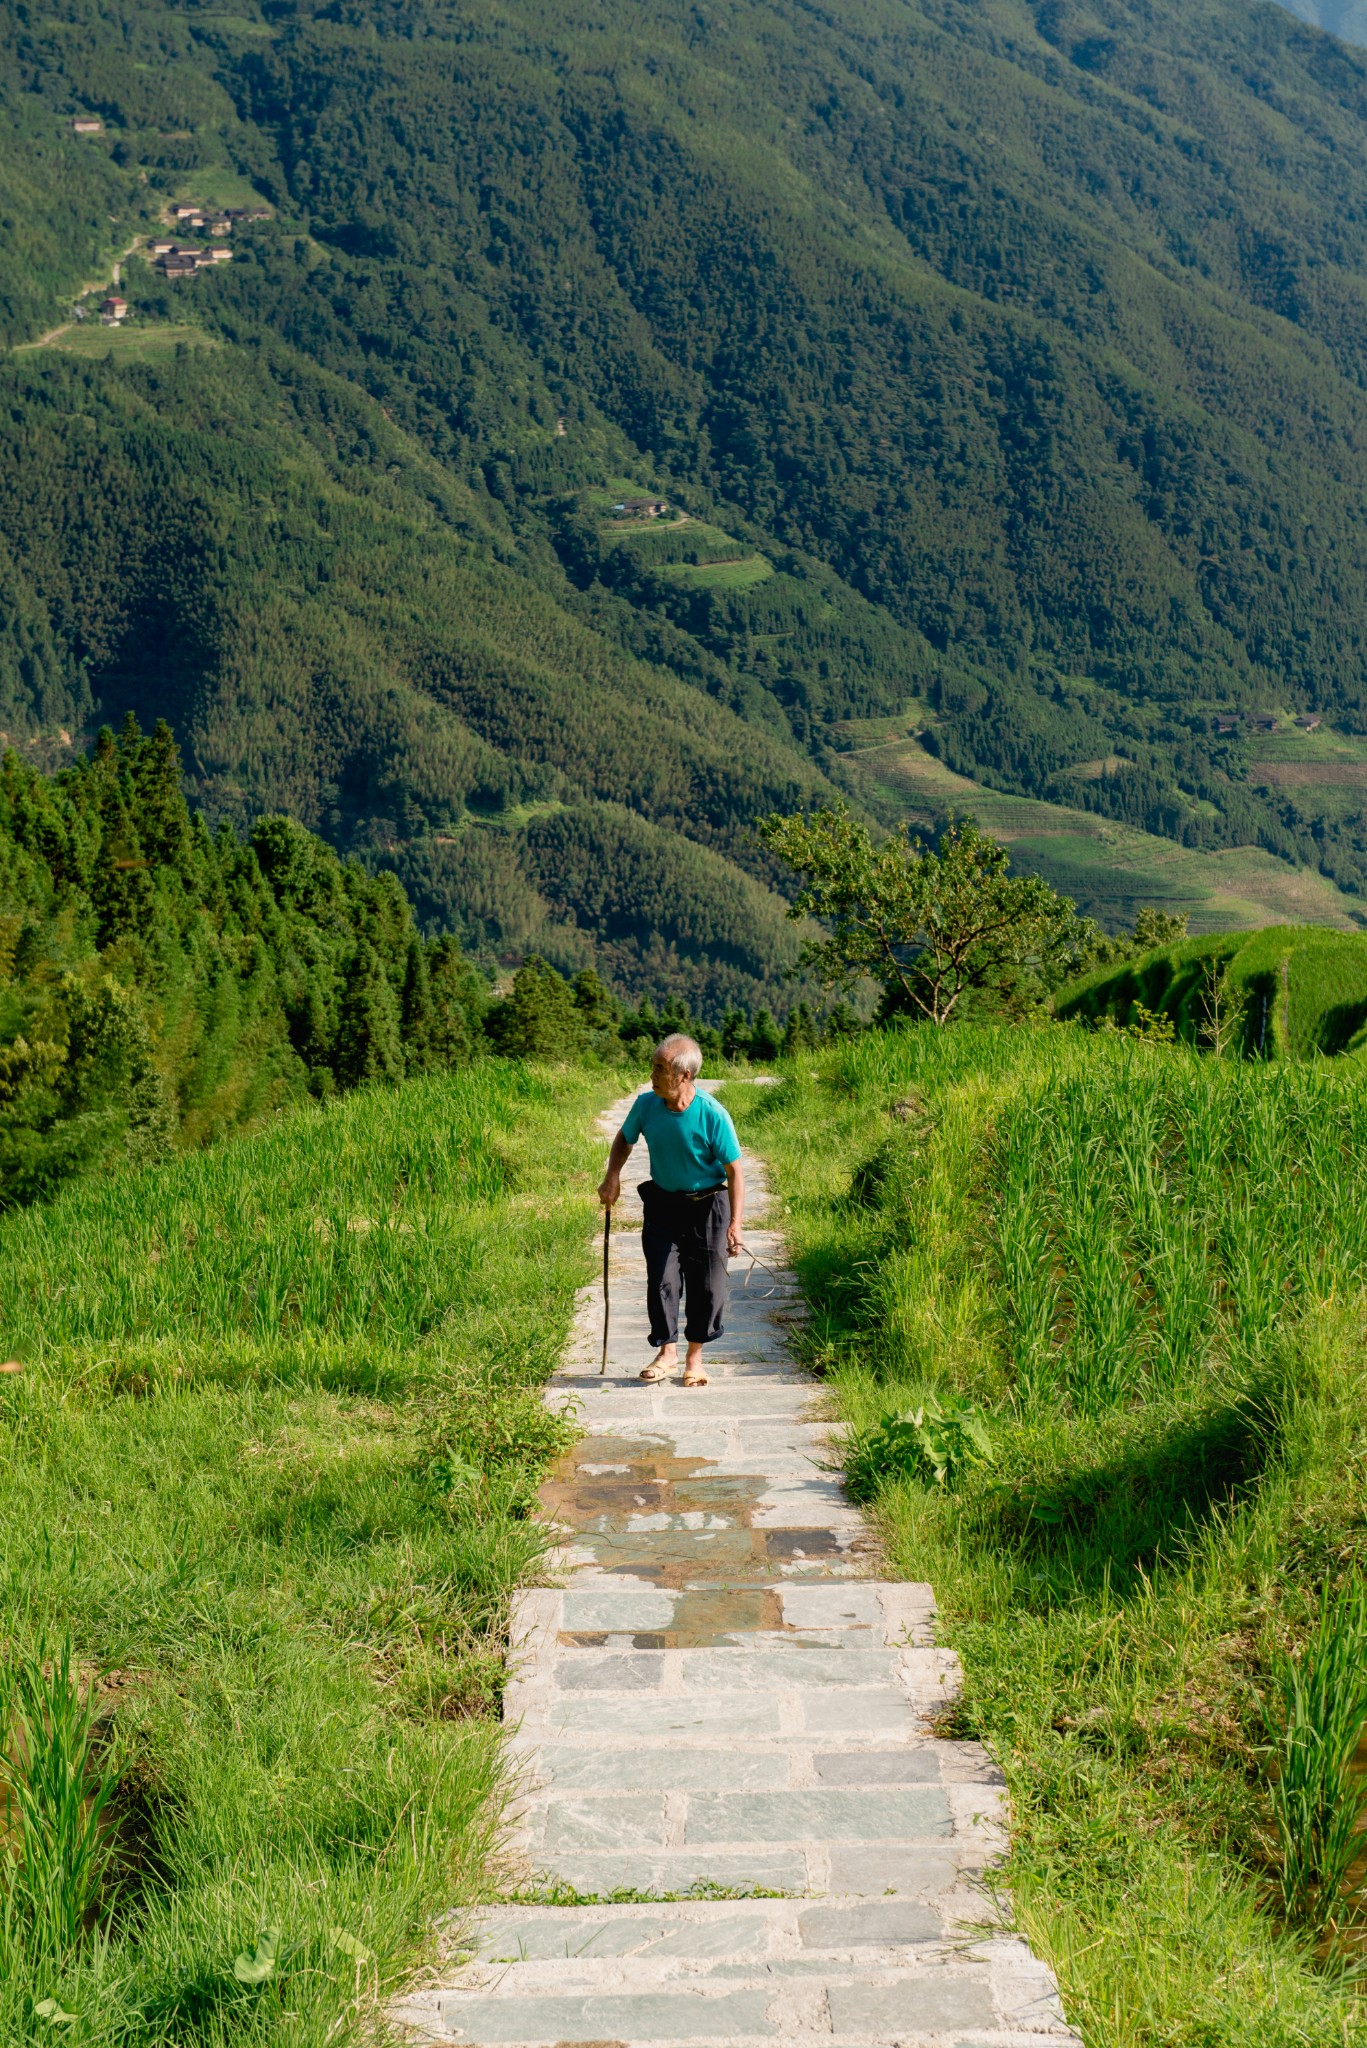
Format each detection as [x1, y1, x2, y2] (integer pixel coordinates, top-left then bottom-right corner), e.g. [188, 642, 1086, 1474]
[10, 0, 1367, 995]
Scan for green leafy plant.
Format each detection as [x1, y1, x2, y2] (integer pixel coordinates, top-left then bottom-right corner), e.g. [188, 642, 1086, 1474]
[847, 1394, 996, 1497]
[429, 1349, 577, 1491]
[32, 1998, 77, 2026]
[1127, 1003, 1176, 1045]
[1269, 1576, 1367, 1937]
[328, 1926, 372, 1963]
[233, 1925, 282, 1985]
[0, 1641, 118, 1962]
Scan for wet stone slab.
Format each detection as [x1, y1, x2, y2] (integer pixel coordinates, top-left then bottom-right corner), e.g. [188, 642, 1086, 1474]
[397, 1092, 1081, 2048]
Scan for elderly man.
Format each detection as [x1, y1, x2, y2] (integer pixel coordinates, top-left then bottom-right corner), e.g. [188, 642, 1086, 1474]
[597, 1034, 744, 1388]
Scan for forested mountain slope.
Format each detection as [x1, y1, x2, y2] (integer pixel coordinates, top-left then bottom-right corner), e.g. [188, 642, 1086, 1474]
[0, 342, 819, 1008]
[11, 0, 1367, 989]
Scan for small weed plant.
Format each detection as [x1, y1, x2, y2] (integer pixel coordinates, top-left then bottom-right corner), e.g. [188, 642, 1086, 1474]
[848, 1394, 995, 1496]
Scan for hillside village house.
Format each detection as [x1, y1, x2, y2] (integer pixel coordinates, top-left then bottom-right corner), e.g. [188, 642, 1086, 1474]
[100, 295, 128, 325]
[155, 243, 232, 278]
[1296, 714, 1324, 731]
[612, 495, 669, 518]
[163, 202, 269, 237]
[1213, 715, 1240, 734]
[71, 115, 102, 134]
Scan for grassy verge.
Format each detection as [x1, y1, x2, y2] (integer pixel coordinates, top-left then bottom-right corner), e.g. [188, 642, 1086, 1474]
[731, 1028, 1367, 2047]
[0, 1061, 607, 2046]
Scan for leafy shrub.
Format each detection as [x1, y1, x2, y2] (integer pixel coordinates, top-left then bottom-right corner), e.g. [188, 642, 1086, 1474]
[427, 1348, 577, 1510]
[846, 1394, 995, 1498]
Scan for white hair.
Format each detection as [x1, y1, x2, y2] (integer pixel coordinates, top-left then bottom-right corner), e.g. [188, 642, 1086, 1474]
[653, 1033, 703, 1079]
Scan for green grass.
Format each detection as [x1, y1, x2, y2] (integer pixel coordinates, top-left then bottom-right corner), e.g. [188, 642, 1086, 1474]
[0, 1062, 607, 2046]
[596, 511, 776, 588]
[1057, 924, 1367, 1058]
[185, 17, 277, 37]
[1245, 728, 1367, 825]
[731, 1029, 1367, 2047]
[168, 169, 273, 207]
[659, 555, 773, 590]
[31, 323, 218, 361]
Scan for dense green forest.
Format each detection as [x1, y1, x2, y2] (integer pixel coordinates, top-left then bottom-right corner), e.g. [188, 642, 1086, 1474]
[0, 720, 816, 1211]
[11, 0, 1367, 971]
[0, 341, 824, 1009]
[0, 715, 492, 1206]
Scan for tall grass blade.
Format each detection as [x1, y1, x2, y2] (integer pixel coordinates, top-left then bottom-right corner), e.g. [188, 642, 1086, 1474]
[0, 1640, 118, 1962]
[1271, 1577, 1367, 1937]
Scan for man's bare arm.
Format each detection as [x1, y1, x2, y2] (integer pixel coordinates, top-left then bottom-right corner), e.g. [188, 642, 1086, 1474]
[598, 1132, 633, 1207]
[725, 1157, 745, 1255]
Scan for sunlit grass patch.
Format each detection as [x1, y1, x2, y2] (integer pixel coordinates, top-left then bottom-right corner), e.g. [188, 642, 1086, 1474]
[35, 323, 219, 361]
[732, 1028, 1367, 2047]
[659, 554, 774, 590]
[0, 1060, 607, 2045]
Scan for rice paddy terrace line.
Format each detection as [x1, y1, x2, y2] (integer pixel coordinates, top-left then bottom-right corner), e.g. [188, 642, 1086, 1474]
[394, 1089, 1077, 2046]
[835, 719, 1367, 935]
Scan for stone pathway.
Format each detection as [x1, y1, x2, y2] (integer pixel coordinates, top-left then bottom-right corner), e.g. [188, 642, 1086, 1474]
[395, 1089, 1078, 2046]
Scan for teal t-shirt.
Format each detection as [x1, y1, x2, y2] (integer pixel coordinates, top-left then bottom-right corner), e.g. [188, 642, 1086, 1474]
[620, 1088, 741, 1193]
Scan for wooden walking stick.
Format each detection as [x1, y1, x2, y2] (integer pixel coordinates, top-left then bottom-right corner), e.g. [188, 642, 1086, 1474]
[600, 1205, 612, 1375]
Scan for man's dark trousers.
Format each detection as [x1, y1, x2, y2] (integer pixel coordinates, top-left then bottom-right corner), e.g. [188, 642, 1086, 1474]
[640, 1181, 730, 1347]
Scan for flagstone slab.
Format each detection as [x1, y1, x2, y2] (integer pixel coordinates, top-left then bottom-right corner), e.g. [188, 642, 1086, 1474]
[683, 1788, 953, 1844]
[527, 1849, 810, 1896]
[542, 1693, 788, 1739]
[829, 1975, 1000, 2033]
[533, 1746, 793, 1792]
[433, 1987, 779, 2040]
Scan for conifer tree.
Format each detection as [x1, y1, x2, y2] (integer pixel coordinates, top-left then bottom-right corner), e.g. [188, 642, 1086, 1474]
[485, 955, 586, 1058]
[781, 1001, 818, 1054]
[131, 719, 194, 872]
[333, 942, 405, 1088]
[749, 1008, 782, 1060]
[721, 1008, 751, 1060]
[399, 933, 435, 1071]
[429, 936, 479, 1067]
[572, 967, 620, 1051]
